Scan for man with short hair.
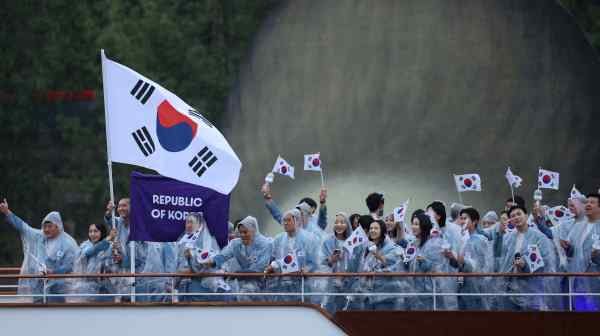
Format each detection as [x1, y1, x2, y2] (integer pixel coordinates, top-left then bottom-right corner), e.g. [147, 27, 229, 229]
[365, 192, 384, 220]
[495, 205, 554, 311]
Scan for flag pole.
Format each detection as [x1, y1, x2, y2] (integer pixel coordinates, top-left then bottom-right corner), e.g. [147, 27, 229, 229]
[320, 168, 325, 187]
[101, 49, 135, 303]
[101, 49, 117, 230]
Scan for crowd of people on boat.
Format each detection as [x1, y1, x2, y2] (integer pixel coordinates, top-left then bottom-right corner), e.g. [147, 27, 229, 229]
[1, 182, 599, 313]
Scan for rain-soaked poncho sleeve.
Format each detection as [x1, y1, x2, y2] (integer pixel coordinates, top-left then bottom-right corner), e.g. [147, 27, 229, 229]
[213, 240, 237, 269]
[317, 205, 327, 230]
[82, 240, 111, 258]
[6, 212, 42, 241]
[265, 200, 283, 224]
[416, 238, 445, 273]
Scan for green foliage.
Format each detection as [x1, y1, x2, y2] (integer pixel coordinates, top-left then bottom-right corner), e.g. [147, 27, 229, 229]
[0, 0, 277, 265]
[559, 0, 600, 51]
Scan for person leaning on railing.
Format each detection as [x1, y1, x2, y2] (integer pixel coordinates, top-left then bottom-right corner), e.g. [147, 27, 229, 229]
[0, 198, 79, 303]
[264, 209, 319, 303]
[174, 212, 228, 302]
[203, 216, 273, 302]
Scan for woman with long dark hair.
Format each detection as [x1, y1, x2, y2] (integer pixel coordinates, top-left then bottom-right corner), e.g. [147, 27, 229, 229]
[350, 219, 403, 310]
[405, 212, 445, 310]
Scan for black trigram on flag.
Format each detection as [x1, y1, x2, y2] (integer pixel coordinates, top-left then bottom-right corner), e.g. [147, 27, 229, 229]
[131, 126, 156, 156]
[188, 146, 218, 177]
[130, 79, 155, 104]
[188, 109, 214, 128]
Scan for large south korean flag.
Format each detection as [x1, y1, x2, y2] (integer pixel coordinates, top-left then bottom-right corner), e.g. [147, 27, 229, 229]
[101, 50, 241, 194]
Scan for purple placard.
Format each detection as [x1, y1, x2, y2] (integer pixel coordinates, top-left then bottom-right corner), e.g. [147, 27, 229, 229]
[129, 171, 229, 247]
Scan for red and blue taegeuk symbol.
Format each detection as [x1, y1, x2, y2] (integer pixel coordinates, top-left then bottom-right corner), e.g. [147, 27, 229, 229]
[156, 100, 198, 152]
[284, 255, 294, 264]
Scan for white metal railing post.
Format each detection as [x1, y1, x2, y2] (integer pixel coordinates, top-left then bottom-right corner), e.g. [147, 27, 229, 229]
[301, 274, 305, 303]
[432, 278, 437, 311]
[171, 278, 176, 303]
[568, 276, 573, 312]
[42, 278, 48, 304]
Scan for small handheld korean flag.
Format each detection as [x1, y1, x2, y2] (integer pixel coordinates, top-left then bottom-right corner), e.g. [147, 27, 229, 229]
[272, 155, 295, 179]
[343, 226, 368, 258]
[454, 174, 482, 192]
[196, 249, 217, 264]
[393, 200, 410, 223]
[538, 168, 559, 190]
[526, 244, 544, 273]
[403, 243, 417, 263]
[505, 167, 523, 188]
[570, 185, 585, 200]
[304, 153, 322, 171]
[547, 205, 574, 226]
[280, 252, 300, 273]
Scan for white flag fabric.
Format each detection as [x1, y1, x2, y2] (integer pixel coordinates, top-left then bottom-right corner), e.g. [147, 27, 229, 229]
[101, 50, 241, 194]
[279, 252, 300, 273]
[538, 168, 559, 190]
[393, 200, 410, 223]
[196, 249, 217, 264]
[403, 243, 417, 263]
[526, 244, 544, 272]
[570, 185, 585, 200]
[547, 205, 574, 226]
[454, 174, 482, 192]
[272, 155, 295, 179]
[343, 226, 368, 258]
[304, 153, 322, 171]
[505, 167, 523, 188]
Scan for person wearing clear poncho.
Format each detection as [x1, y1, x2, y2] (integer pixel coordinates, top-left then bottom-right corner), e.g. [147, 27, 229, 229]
[204, 216, 273, 302]
[173, 212, 228, 302]
[103, 198, 148, 298]
[404, 212, 445, 310]
[261, 182, 328, 242]
[71, 223, 114, 302]
[495, 205, 554, 311]
[1, 199, 79, 303]
[265, 209, 318, 302]
[136, 241, 176, 302]
[349, 219, 403, 310]
[447, 208, 492, 310]
[564, 193, 600, 311]
[480, 210, 505, 310]
[427, 201, 462, 310]
[320, 212, 354, 312]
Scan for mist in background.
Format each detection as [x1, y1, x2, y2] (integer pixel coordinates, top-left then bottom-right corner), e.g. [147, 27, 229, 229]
[224, 0, 600, 236]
